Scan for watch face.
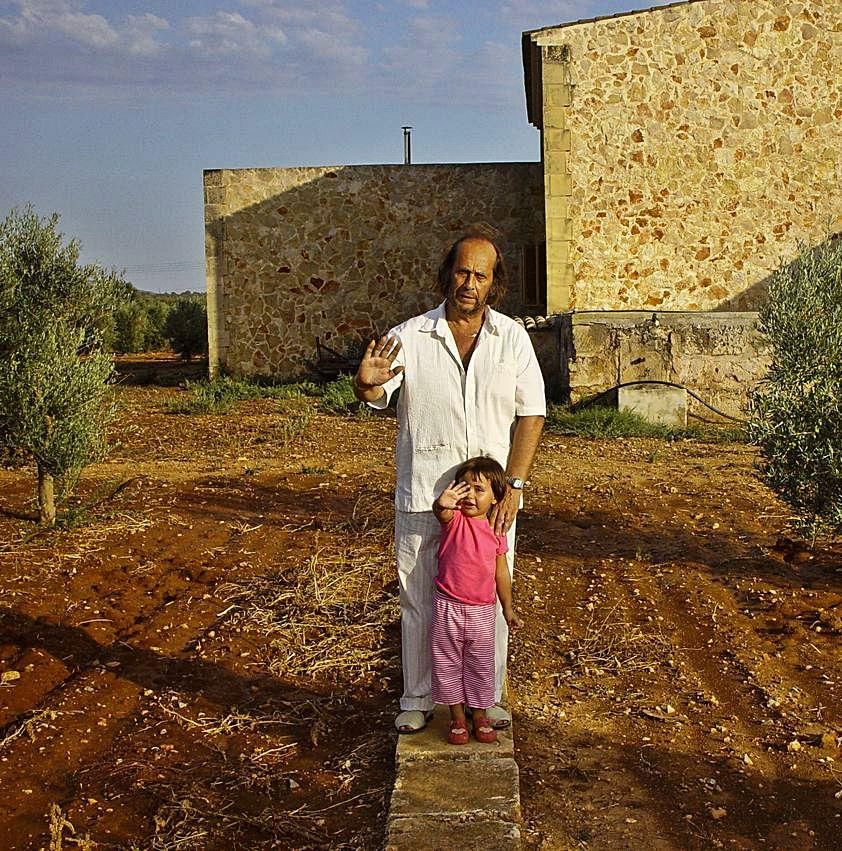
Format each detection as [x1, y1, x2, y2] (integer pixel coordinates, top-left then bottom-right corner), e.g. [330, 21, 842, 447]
[508, 477, 524, 489]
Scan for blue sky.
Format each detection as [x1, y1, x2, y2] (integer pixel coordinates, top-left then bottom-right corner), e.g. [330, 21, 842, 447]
[0, 0, 669, 293]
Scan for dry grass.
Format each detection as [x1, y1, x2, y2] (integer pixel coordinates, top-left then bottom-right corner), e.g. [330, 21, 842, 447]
[1, 708, 64, 752]
[160, 704, 302, 737]
[0, 509, 154, 563]
[218, 541, 398, 684]
[150, 790, 333, 850]
[565, 606, 672, 675]
[47, 804, 94, 850]
[341, 491, 395, 537]
[145, 749, 389, 851]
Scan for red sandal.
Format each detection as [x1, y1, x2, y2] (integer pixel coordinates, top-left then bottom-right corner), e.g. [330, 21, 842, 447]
[448, 719, 469, 745]
[472, 717, 498, 744]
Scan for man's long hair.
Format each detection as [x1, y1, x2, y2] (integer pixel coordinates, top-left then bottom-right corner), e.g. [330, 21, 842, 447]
[436, 226, 508, 307]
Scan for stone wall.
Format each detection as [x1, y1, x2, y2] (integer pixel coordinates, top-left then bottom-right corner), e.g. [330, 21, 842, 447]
[560, 311, 769, 418]
[204, 163, 544, 379]
[526, 0, 842, 312]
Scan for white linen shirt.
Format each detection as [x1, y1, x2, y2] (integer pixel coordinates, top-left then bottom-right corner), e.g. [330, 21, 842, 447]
[371, 301, 546, 512]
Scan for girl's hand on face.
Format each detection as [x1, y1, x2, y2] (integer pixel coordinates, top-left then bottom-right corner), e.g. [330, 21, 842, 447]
[436, 480, 470, 511]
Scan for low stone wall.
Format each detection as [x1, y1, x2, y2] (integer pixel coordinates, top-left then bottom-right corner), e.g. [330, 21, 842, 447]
[204, 163, 543, 379]
[557, 311, 768, 418]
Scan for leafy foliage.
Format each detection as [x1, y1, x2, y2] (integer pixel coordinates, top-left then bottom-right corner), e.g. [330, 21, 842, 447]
[748, 237, 842, 537]
[1, 323, 113, 490]
[112, 298, 150, 354]
[165, 299, 208, 360]
[0, 206, 125, 523]
[318, 375, 369, 416]
[109, 288, 204, 354]
[167, 377, 321, 415]
[545, 404, 743, 442]
[0, 208, 123, 348]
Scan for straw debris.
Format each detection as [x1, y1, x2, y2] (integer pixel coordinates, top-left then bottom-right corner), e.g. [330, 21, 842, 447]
[1, 708, 63, 752]
[219, 544, 399, 683]
[566, 606, 671, 675]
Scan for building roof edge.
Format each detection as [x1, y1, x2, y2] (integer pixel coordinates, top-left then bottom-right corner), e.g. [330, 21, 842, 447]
[522, 0, 711, 38]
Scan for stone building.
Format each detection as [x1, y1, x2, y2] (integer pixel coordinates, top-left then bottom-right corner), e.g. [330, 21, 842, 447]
[204, 164, 543, 379]
[205, 0, 840, 414]
[523, 0, 840, 314]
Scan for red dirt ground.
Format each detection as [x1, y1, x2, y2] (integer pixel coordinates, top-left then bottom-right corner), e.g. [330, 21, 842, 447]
[1, 355, 840, 849]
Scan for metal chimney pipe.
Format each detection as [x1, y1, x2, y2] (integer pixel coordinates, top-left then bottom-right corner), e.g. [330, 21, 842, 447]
[402, 126, 412, 165]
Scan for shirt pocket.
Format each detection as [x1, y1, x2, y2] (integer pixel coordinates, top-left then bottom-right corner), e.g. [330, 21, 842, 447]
[483, 358, 517, 414]
[407, 378, 457, 452]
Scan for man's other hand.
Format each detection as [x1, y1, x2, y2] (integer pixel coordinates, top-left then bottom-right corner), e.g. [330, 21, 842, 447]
[490, 485, 520, 535]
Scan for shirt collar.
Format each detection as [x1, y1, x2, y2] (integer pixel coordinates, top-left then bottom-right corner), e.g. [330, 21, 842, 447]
[423, 301, 501, 337]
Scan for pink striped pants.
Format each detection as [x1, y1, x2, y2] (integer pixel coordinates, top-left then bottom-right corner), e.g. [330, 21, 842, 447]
[430, 591, 496, 709]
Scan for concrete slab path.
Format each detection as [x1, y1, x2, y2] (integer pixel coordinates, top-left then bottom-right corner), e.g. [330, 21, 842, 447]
[386, 706, 522, 850]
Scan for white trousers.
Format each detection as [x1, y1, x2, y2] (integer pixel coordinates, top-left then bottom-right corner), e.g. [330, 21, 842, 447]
[395, 510, 516, 711]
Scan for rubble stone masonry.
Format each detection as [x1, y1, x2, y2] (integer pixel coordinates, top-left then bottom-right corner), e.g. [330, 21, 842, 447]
[204, 164, 543, 379]
[529, 0, 841, 311]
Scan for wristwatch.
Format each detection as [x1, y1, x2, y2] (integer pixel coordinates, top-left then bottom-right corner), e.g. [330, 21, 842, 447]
[507, 477, 525, 490]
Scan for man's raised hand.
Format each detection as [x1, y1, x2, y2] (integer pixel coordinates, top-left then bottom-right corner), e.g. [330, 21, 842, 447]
[356, 336, 403, 389]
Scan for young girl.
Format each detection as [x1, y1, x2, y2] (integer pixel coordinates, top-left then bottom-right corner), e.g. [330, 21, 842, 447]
[431, 456, 522, 745]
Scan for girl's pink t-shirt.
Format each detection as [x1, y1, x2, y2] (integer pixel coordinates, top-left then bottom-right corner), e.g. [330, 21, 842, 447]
[435, 510, 509, 605]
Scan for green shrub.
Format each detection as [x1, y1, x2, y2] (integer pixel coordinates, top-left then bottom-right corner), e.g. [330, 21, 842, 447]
[319, 375, 368, 416]
[0, 207, 124, 525]
[106, 289, 206, 354]
[545, 404, 744, 442]
[168, 377, 322, 415]
[275, 411, 313, 444]
[143, 297, 173, 350]
[113, 299, 150, 354]
[748, 237, 842, 538]
[168, 374, 368, 417]
[546, 405, 666, 438]
[165, 299, 208, 359]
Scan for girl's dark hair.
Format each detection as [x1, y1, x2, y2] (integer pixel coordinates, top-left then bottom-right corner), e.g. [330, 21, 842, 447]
[436, 226, 508, 307]
[454, 456, 507, 501]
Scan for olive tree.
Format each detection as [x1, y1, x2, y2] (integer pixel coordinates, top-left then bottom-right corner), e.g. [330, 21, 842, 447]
[748, 236, 842, 539]
[165, 298, 208, 360]
[0, 207, 125, 525]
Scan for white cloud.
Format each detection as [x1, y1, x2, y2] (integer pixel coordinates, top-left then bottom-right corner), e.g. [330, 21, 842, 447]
[240, 0, 360, 32]
[236, 0, 370, 79]
[0, 1, 170, 54]
[0, 0, 118, 48]
[124, 13, 169, 57]
[52, 10, 118, 49]
[0, 1, 372, 96]
[186, 10, 286, 58]
[375, 12, 528, 107]
[296, 27, 367, 66]
[0, 0, 534, 103]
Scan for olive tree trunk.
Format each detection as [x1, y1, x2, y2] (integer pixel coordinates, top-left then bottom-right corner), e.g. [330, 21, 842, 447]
[38, 462, 56, 526]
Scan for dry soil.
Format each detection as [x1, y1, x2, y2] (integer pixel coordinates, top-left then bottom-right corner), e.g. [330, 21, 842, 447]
[1, 355, 840, 850]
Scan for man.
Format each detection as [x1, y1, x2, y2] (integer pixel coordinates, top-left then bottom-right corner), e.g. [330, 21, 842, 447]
[353, 230, 545, 733]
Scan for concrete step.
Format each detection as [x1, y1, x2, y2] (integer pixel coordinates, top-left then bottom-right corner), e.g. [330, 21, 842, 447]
[396, 706, 514, 763]
[387, 706, 521, 850]
[387, 814, 521, 850]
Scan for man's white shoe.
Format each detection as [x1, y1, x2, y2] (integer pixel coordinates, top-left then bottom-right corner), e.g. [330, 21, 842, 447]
[395, 709, 434, 734]
[485, 704, 511, 730]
